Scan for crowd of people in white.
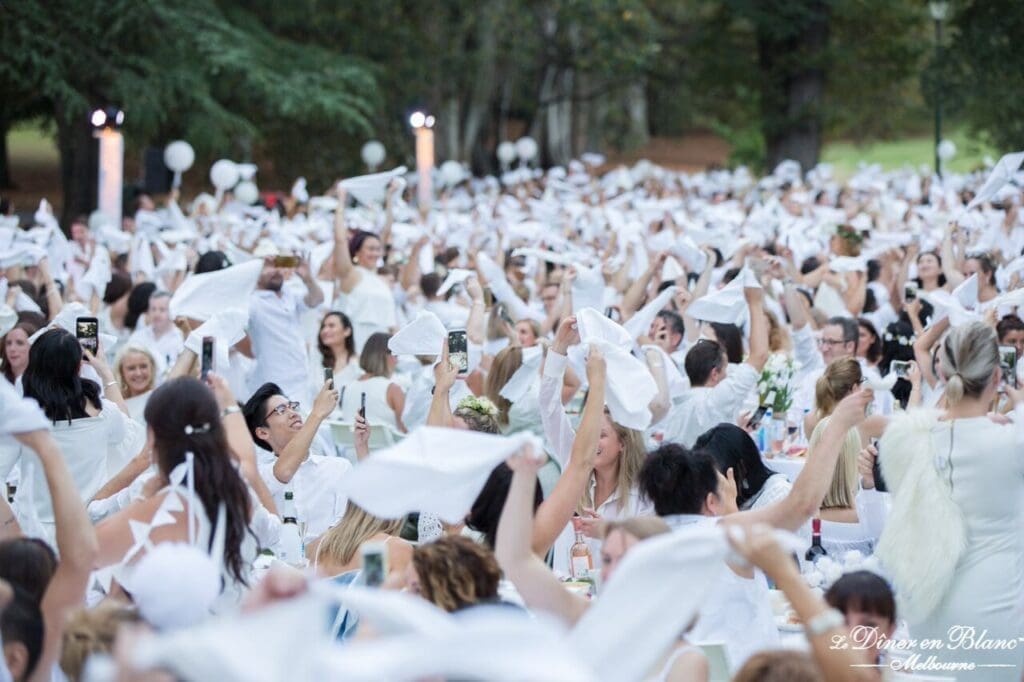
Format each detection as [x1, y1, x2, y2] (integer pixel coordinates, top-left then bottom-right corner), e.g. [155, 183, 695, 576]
[1, 150, 1024, 681]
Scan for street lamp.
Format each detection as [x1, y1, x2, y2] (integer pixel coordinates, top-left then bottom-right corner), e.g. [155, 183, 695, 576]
[91, 106, 125, 227]
[930, 1, 949, 179]
[409, 111, 435, 212]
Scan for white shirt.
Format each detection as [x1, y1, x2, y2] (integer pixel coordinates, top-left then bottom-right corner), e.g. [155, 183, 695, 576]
[248, 288, 312, 405]
[128, 324, 184, 378]
[259, 454, 352, 540]
[661, 363, 759, 447]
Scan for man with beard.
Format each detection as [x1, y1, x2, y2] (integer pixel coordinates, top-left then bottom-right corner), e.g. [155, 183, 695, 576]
[248, 256, 324, 405]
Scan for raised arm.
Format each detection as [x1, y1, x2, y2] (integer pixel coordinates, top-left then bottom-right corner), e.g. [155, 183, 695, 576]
[540, 318, 581, 467]
[83, 343, 129, 417]
[842, 271, 867, 316]
[530, 348, 605, 555]
[16, 429, 99, 682]
[644, 348, 671, 425]
[272, 381, 339, 485]
[464, 276, 487, 346]
[400, 235, 431, 292]
[744, 285, 769, 372]
[426, 341, 458, 428]
[38, 257, 63, 322]
[621, 253, 665, 321]
[912, 316, 948, 389]
[941, 222, 965, 289]
[296, 258, 324, 309]
[332, 186, 360, 294]
[725, 390, 871, 532]
[495, 445, 589, 627]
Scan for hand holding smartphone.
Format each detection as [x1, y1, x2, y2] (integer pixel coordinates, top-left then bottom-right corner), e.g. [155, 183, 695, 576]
[361, 542, 388, 587]
[359, 392, 367, 420]
[447, 329, 469, 375]
[201, 336, 215, 380]
[75, 317, 99, 356]
[324, 367, 334, 389]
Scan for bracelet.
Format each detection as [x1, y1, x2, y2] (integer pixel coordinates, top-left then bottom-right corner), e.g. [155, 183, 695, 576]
[804, 608, 845, 637]
[105, 380, 118, 389]
[221, 405, 241, 418]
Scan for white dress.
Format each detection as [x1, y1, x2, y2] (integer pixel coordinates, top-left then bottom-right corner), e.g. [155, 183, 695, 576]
[336, 376, 400, 432]
[906, 417, 1023, 676]
[336, 267, 397, 352]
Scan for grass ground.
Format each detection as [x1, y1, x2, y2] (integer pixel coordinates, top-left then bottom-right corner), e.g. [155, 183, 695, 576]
[821, 128, 998, 178]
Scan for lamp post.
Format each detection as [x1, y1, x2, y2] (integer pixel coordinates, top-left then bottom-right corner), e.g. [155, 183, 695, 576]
[410, 111, 435, 212]
[90, 106, 125, 227]
[930, 1, 949, 179]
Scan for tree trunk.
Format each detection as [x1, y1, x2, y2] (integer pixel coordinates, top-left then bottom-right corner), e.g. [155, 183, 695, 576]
[625, 79, 650, 151]
[0, 120, 13, 190]
[56, 105, 98, 228]
[757, 1, 830, 172]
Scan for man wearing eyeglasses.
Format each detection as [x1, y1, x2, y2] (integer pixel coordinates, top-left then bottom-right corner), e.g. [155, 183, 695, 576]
[243, 380, 347, 540]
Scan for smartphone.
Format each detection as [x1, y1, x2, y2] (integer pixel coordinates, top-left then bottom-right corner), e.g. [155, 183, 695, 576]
[448, 329, 469, 374]
[324, 367, 334, 389]
[200, 336, 215, 380]
[273, 254, 300, 268]
[605, 306, 621, 323]
[361, 542, 388, 587]
[999, 346, 1018, 390]
[75, 317, 99, 355]
[483, 287, 495, 307]
[891, 360, 911, 379]
[871, 443, 887, 493]
[359, 392, 367, 420]
[747, 403, 770, 431]
[904, 283, 917, 302]
[497, 303, 514, 328]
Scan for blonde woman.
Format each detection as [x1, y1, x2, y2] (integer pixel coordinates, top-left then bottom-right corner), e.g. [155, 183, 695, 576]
[876, 322, 1024, 676]
[310, 500, 412, 581]
[113, 344, 159, 422]
[803, 357, 887, 444]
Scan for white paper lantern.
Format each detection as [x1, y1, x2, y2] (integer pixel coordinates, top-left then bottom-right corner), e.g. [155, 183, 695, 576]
[209, 159, 240, 190]
[440, 160, 465, 187]
[515, 136, 538, 162]
[234, 180, 259, 205]
[937, 139, 957, 162]
[361, 140, 386, 170]
[163, 141, 195, 173]
[496, 141, 517, 166]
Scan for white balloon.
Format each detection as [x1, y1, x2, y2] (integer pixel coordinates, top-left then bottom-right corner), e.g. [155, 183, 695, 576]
[439, 160, 465, 187]
[938, 139, 957, 162]
[163, 140, 195, 173]
[361, 140, 386, 167]
[515, 136, 538, 161]
[209, 159, 239, 190]
[233, 180, 259, 205]
[496, 141, 517, 165]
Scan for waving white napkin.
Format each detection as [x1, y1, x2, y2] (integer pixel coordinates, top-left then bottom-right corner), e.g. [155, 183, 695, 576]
[921, 274, 980, 326]
[337, 426, 540, 524]
[387, 310, 446, 357]
[436, 268, 475, 297]
[499, 345, 544, 403]
[169, 259, 263, 321]
[566, 524, 727, 682]
[575, 308, 657, 430]
[829, 256, 868, 273]
[661, 255, 685, 281]
[571, 264, 605, 316]
[476, 252, 543, 323]
[0, 378, 49, 437]
[623, 285, 676, 342]
[965, 151, 1024, 212]
[685, 268, 758, 325]
[0, 304, 15, 337]
[339, 166, 407, 207]
[77, 245, 112, 300]
[184, 309, 249, 371]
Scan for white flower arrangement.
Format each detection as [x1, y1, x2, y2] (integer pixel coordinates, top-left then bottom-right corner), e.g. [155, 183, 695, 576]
[758, 353, 797, 413]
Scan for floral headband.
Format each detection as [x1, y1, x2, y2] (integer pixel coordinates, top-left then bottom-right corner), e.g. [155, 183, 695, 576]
[456, 396, 499, 418]
[835, 225, 864, 244]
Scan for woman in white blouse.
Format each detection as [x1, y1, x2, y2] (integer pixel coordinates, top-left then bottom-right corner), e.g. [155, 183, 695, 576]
[336, 332, 406, 433]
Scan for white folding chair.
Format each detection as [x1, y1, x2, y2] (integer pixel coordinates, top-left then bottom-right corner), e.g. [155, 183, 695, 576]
[697, 642, 731, 682]
[326, 420, 401, 458]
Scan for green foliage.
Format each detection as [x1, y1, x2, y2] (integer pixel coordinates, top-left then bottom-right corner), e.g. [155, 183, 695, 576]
[942, 0, 1024, 153]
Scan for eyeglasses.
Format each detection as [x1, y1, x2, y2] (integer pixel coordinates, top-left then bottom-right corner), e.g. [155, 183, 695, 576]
[264, 401, 300, 421]
[817, 338, 847, 348]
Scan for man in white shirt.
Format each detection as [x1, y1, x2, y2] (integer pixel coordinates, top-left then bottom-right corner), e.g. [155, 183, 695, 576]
[243, 380, 347, 540]
[127, 290, 183, 375]
[248, 257, 324, 405]
[661, 286, 768, 447]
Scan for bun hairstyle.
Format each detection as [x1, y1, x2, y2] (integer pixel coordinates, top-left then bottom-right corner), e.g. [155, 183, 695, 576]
[814, 357, 862, 419]
[940, 322, 999, 406]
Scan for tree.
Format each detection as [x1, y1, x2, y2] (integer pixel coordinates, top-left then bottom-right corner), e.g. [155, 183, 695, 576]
[941, 0, 1024, 152]
[0, 0, 376, 224]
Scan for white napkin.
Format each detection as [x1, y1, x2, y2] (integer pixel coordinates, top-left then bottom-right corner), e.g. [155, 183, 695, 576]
[0, 378, 49, 437]
[499, 345, 544, 403]
[921, 274, 980, 326]
[77, 245, 112, 300]
[436, 269, 475, 297]
[291, 177, 309, 203]
[685, 268, 758, 325]
[661, 255, 685, 281]
[829, 256, 868, 273]
[476, 253, 543, 323]
[169, 259, 263, 322]
[575, 308, 657, 430]
[511, 247, 579, 267]
[965, 152, 1024, 212]
[184, 309, 249, 371]
[387, 310, 446, 356]
[571, 264, 606, 316]
[641, 344, 689, 399]
[339, 166, 407, 207]
[337, 426, 540, 524]
[0, 304, 15, 337]
[623, 285, 677, 342]
[566, 524, 727, 682]
[0, 241, 46, 268]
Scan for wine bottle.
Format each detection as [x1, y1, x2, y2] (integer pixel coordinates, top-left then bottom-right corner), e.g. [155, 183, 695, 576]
[278, 490, 305, 566]
[805, 517, 828, 562]
[569, 517, 594, 581]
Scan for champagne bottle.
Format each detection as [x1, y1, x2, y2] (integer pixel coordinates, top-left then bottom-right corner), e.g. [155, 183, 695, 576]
[278, 490, 305, 566]
[804, 517, 828, 563]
